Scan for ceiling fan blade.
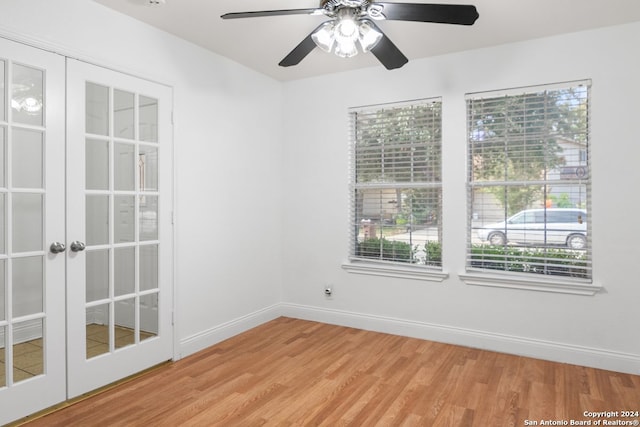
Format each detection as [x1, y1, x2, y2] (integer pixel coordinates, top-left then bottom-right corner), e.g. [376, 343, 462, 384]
[374, 3, 479, 25]
[279, 26, 323, 67]
[221, 8, 322, 19]
[369, 27, 408, 70]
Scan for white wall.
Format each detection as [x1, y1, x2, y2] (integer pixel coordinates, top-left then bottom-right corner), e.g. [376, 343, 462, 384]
[281, 22, 640, 373]
[0, 0, 284, 357]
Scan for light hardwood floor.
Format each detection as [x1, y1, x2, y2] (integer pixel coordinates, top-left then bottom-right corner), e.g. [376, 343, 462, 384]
[19, 317, 640, 426]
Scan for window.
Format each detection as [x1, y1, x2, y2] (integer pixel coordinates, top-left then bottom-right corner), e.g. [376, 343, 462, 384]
[465, 81, 592, 288]
[347, 99, 443, 273]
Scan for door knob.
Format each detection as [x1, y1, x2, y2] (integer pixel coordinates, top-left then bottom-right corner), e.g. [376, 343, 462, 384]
[50, 242, 66, 254]
[70, 241, 86, 252]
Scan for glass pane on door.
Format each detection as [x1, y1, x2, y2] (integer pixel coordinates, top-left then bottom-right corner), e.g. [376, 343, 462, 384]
[86, 303, 109, 359]
[86, 139, 109, 190]
[0, 126, 6, 187]
[86, 82, 109, 136]
[139, 96, 157, 143]
[0, 193, 5, 255]
[0, 260, 5, 321]
[138, 146, 157, 191]
[86, 250, 109, 302]
[114, 143, 135, 191]
[0, 326, 5, 387]
[12, 64, 43, 127]
[114, 195, 135, 243]
[114, 298, 135, 349]
[114, 90, 134, 140]
[12, 256, 43, 318]
[12, 128, 43, 188]
[12, 194, 43, 253]
[139, 196, 158, 241]
[86, 195, 109, 246]
[114, 247, 135, 297]
[139, 245, 158, 291]
[12, 319, 44, 384]
[0, 60, 5, 121]
[140, 293, 158, 342]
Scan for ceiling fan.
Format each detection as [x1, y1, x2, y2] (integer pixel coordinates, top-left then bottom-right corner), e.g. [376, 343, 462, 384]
[221, 0, 479, 70]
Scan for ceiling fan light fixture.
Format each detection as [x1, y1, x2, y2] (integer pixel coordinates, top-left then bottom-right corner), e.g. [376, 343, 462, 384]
[311, 21, 336, 52]
[333, 10, 359, 58]
[334, 38, 359, 58]
[358, 20, 383, 52]
[334, 15, 358, 40]
[312, 7, 365, 59]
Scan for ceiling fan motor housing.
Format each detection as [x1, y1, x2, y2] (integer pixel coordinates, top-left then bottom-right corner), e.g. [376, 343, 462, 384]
[321, 0, 369, 13]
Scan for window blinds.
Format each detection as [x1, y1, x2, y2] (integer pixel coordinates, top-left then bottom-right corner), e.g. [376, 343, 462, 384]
[466, 81, 592, 281]
[349, 99, 443, 267]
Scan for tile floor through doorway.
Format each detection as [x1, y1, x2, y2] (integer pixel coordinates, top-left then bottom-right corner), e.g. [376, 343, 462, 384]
[1, 325, 156, 386]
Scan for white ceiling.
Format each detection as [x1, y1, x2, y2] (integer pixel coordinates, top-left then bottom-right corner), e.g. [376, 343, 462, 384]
[93, 0, 640, 81]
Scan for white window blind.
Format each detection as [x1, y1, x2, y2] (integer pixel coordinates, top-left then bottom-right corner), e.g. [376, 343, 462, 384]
[349, 98, 442, 267]
[466, 81, 592, 281]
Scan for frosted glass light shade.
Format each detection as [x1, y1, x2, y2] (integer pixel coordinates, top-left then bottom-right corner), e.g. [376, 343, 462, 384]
[358, 20, 383, 52]
[334, 17, 358, 40]
[312, 22, 336, 53]
[334, 39, 358, 58]
[312, 14, 382, 59]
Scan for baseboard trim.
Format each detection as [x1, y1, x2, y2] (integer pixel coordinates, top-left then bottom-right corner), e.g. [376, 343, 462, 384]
[279, 303, 640, 375]
[178, 304, 282, 359]
[177, 302, 640, 374]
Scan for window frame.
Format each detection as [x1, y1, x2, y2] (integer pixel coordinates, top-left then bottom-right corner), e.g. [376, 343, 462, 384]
[461, 80, 601, 295]
[342, 98, 448, 282]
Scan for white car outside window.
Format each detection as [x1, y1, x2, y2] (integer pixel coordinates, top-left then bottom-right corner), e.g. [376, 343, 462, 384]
[476, 208, 587, 249]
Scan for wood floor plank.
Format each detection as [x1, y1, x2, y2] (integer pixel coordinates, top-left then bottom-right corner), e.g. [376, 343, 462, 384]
[18, 317, 640, 427]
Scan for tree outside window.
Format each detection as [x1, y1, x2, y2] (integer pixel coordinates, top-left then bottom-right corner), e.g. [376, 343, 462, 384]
[467, 82, 591, 280]
[349, 99, 443, 267]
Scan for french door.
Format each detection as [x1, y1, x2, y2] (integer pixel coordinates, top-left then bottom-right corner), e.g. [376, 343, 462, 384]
[0, 37, 66, 426]
[0, 39, 173, 425]
[66, 59, 173, 398]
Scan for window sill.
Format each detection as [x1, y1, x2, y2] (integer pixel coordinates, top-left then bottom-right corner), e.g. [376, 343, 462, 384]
[342, 260, 448, 282]
[458, 271, 603, 295]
